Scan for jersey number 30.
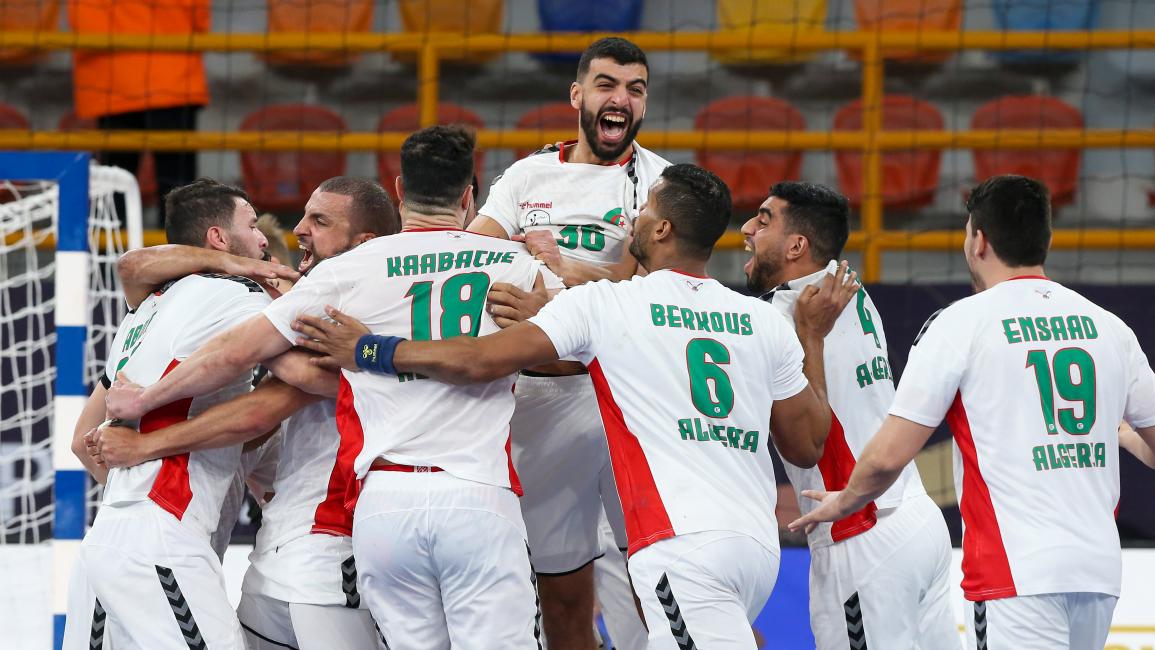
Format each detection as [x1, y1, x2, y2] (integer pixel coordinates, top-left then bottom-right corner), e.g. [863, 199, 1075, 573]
[686, 338, 735, 418]
[1026, 348, 1097, 435]
[405, 272, 491, 340]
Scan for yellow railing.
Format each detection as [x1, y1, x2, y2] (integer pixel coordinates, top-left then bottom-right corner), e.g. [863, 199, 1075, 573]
[4, 29, 1155, 280]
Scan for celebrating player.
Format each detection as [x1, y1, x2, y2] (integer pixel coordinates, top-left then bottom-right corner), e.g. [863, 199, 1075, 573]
[790, 175, 1155, 650]
[106, 125, 561, 648]
[88, 176, 399, 649]
[294, 164, 860, 649]
[468, 36, 671, 649]
[742, 182, 958, 649]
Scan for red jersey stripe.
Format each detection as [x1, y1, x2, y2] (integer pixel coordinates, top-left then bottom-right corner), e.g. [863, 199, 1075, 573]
[818, 412, 878, 542]
[334, 375, 368, 519]
[146, 359, 195, 520]
[948, 391, 1018, 601]
[588, 359, 674, 555]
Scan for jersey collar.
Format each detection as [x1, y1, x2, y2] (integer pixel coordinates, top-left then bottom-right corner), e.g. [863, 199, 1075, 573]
[560, 140, 637, 167]
[757, 261, 839, 302]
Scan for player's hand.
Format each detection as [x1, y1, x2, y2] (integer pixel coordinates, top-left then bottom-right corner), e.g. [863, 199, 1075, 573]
[516, 231, 567, 278]
[787, 489, 851, 535]
[82, 427, 106, 468]
[794, 260, 860, 340]
[221, 255, 300, 297]
[488, 273, 549, 328]
[87, 421, 149, 468]
[106, 372, 147, 420]
[292, 306, 370, 372]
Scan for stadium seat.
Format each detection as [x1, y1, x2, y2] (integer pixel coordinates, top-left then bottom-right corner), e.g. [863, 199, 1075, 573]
[263, 0, 374, 69]
[0, 0, 58, 67]
[513, 102, 577, 160]
[713, 0, 826, 65]
[239, 105, 348, 214]
[852, 0, 962, 64]
[0, 102, 28, 129]
[693, 97, 805, 213]
[535, 0, 644, 63]
[992, 0, 1098, 66]
[970, 96, 1082, 208]
[396, 0, 504, 64]
[833, 95, 944, 210]
[376, 103, 485, 200]
[58, 112, 159, 207]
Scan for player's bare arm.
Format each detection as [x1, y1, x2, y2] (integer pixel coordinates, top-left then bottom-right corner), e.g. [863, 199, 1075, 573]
[788, 414, 937, 534]
[522, 229, 639, 285]
[1120, 421, 1155, 469]
[118, 244, 298, 309]
[468, 215, 513, 240]
[72, 383, 111, 483]
[88, 377, 318, 468]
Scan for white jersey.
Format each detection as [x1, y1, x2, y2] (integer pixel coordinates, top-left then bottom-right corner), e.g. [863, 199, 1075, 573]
[263, 229, 564, 492]
[765, 264, 925, 549]
[100, 274, 272, 538]
[212, 430, 281, 559]
[529, 269, 808, 555]
[890, 276, 1155, 601]
[479, 141, 671, 265]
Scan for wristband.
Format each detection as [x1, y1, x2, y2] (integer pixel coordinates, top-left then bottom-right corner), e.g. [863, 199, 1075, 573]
[354, 334, 405, 375]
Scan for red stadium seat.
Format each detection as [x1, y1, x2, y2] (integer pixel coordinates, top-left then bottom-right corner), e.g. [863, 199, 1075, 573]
[834, 95, 944, 210]
[240, 105, 348, 214]
[853, 0, 962, 63]
[58, 112, 160, 207]
[376, 103, 485, 200]
[0, 0, 58, 66]
[0, 102, 28, 129]
[513, 102, 577, 160]
[694, 97, 805, 213]
[396, 0, 504, 64]
[264, 0, 374, 68]
[971, 96, 1083, 208]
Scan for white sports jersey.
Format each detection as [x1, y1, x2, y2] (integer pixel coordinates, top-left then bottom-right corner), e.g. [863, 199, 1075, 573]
[529, 269, 808, 555]
[479, 141, 671, 265]
[890, 276, 1155, 600]
[100, 274, 272, 538]
[212, 431, 281, 559]
[263, 229, 565, 491]
[765, 264, 925, 548]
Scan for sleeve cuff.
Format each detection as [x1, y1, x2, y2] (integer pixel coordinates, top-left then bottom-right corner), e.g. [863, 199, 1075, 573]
[887, 405, 944, 429]
[774, 375, 808, 402]
[100, 374, 111, 390]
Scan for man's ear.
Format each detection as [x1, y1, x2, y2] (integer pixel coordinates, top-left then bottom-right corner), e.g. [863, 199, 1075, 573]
[784, 233, 809, 263]
[352, 232, 376, 246]
[394, 176, 404, 204]
[205, 225, 229, 252]
[460, 184, 473, 213]
[652, 219, 673, 242]
[569, 82, 581, 110]
[972, 227, 989, 260]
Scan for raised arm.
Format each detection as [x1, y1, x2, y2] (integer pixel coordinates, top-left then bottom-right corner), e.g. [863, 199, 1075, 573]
[91, 377, 319, 468]
[118, 245, 298, 309]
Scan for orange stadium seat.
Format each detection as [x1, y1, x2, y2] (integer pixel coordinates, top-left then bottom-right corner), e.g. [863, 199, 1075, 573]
[834, 95, 944, 210]
[694, 96, 805, 213]
[376, 103, 485, 200]
[0, 0, 59, 67]
[240, 104, 348, 214]
[971, 96, 1082, 208]
[513, 102, 577, 160]
[58, 112, 160, 206]
[853, 0, 962, 64]
[714, 0, 827, 65]
[396, 0, 504, 64]
[264, 0, 374, 68]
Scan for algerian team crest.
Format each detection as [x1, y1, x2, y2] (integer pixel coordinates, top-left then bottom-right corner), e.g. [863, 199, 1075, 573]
[601, 207, 627, 228]
[526, 209, 552, 226]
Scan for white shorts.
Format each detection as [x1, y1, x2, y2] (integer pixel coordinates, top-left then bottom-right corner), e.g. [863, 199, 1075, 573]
[243, 533, 363, 608]
[66, 500, 245, 649]
[593, 519, 647, 650]
[237, 591, 381, 650]
[353, 470, 541, 650]
[511, 373, 627, 574]
[62, 552, 125, 650]
[810, 494, 958, 650]
[964, 592, 1117, 650]
[628, 531, 779, 650]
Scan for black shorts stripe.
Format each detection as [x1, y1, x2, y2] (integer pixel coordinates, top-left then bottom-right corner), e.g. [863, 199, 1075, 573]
[89, 598, 106, 650]
[239, 621, 299, 650]
[974, 601, 989, 650]
[844, 591, 867, 649]
[655, 573, 697, 650]
[341, 555, 361, 609]
[526, 544, 543, 650]
[155, 565, 207, 650]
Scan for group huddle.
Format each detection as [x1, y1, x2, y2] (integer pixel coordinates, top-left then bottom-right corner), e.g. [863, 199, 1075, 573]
[64, 37, 1155, 650]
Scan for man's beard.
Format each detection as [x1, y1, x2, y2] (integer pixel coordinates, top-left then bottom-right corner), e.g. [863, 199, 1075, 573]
[745, 251, 784, 294]
[627, 230, 648, 268]
[580, 102, 643, 162]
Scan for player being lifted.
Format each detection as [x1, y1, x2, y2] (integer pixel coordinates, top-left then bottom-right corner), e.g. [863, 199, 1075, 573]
[469, 36, 670, 650]
[741, 182, 958, 649]
[791, 175, 1155, 650]
[294, 164, 860, 649]
[106, 125, 561, 649]
[89, 176, 399, 649]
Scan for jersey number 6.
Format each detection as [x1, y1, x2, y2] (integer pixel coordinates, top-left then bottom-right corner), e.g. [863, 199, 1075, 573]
[686, 338, 735, 418]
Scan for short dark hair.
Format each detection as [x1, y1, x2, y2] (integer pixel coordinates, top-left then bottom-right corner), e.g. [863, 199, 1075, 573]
[769, 181, 851, 262]
[399, 125, 475, 211]
[966, 175, 1052, 267]
[317, 176, 400, 236]
[164, 179, 249, 247]
[654, 164, 732, 259]
[577, 37, 648, 80]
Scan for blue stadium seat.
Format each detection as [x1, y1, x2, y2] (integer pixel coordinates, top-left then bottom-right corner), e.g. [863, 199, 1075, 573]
[535, 0, 644, 63]
[992, 0, 1099, 66]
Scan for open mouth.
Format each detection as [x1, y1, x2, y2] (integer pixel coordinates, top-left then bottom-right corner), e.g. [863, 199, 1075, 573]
[298, 242, 314, 273]
[599, 111, 629, 143]
[743, 240, 755, 275]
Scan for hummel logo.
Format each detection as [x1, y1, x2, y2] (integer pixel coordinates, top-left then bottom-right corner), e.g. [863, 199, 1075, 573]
[685, 281, 703, 292]
[1036, 288, 1052, 299]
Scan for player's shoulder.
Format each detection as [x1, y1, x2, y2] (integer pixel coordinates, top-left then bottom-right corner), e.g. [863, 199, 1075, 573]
[632, 142, 673, 169]
[497, 147, 562, 178]
[167, 272, 269, 300]
[911, 298, 974, 346]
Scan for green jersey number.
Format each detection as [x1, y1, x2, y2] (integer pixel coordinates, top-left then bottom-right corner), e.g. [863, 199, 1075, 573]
[686, 338, 735, 418]
[1026, 347, 1097, 436]
[856, 290, 881, 349]
[557, 224, 606, 252]
[405, 272, 491, 340]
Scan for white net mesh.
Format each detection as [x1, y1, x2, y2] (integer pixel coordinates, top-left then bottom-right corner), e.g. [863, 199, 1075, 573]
[0, 165, 141, 543]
